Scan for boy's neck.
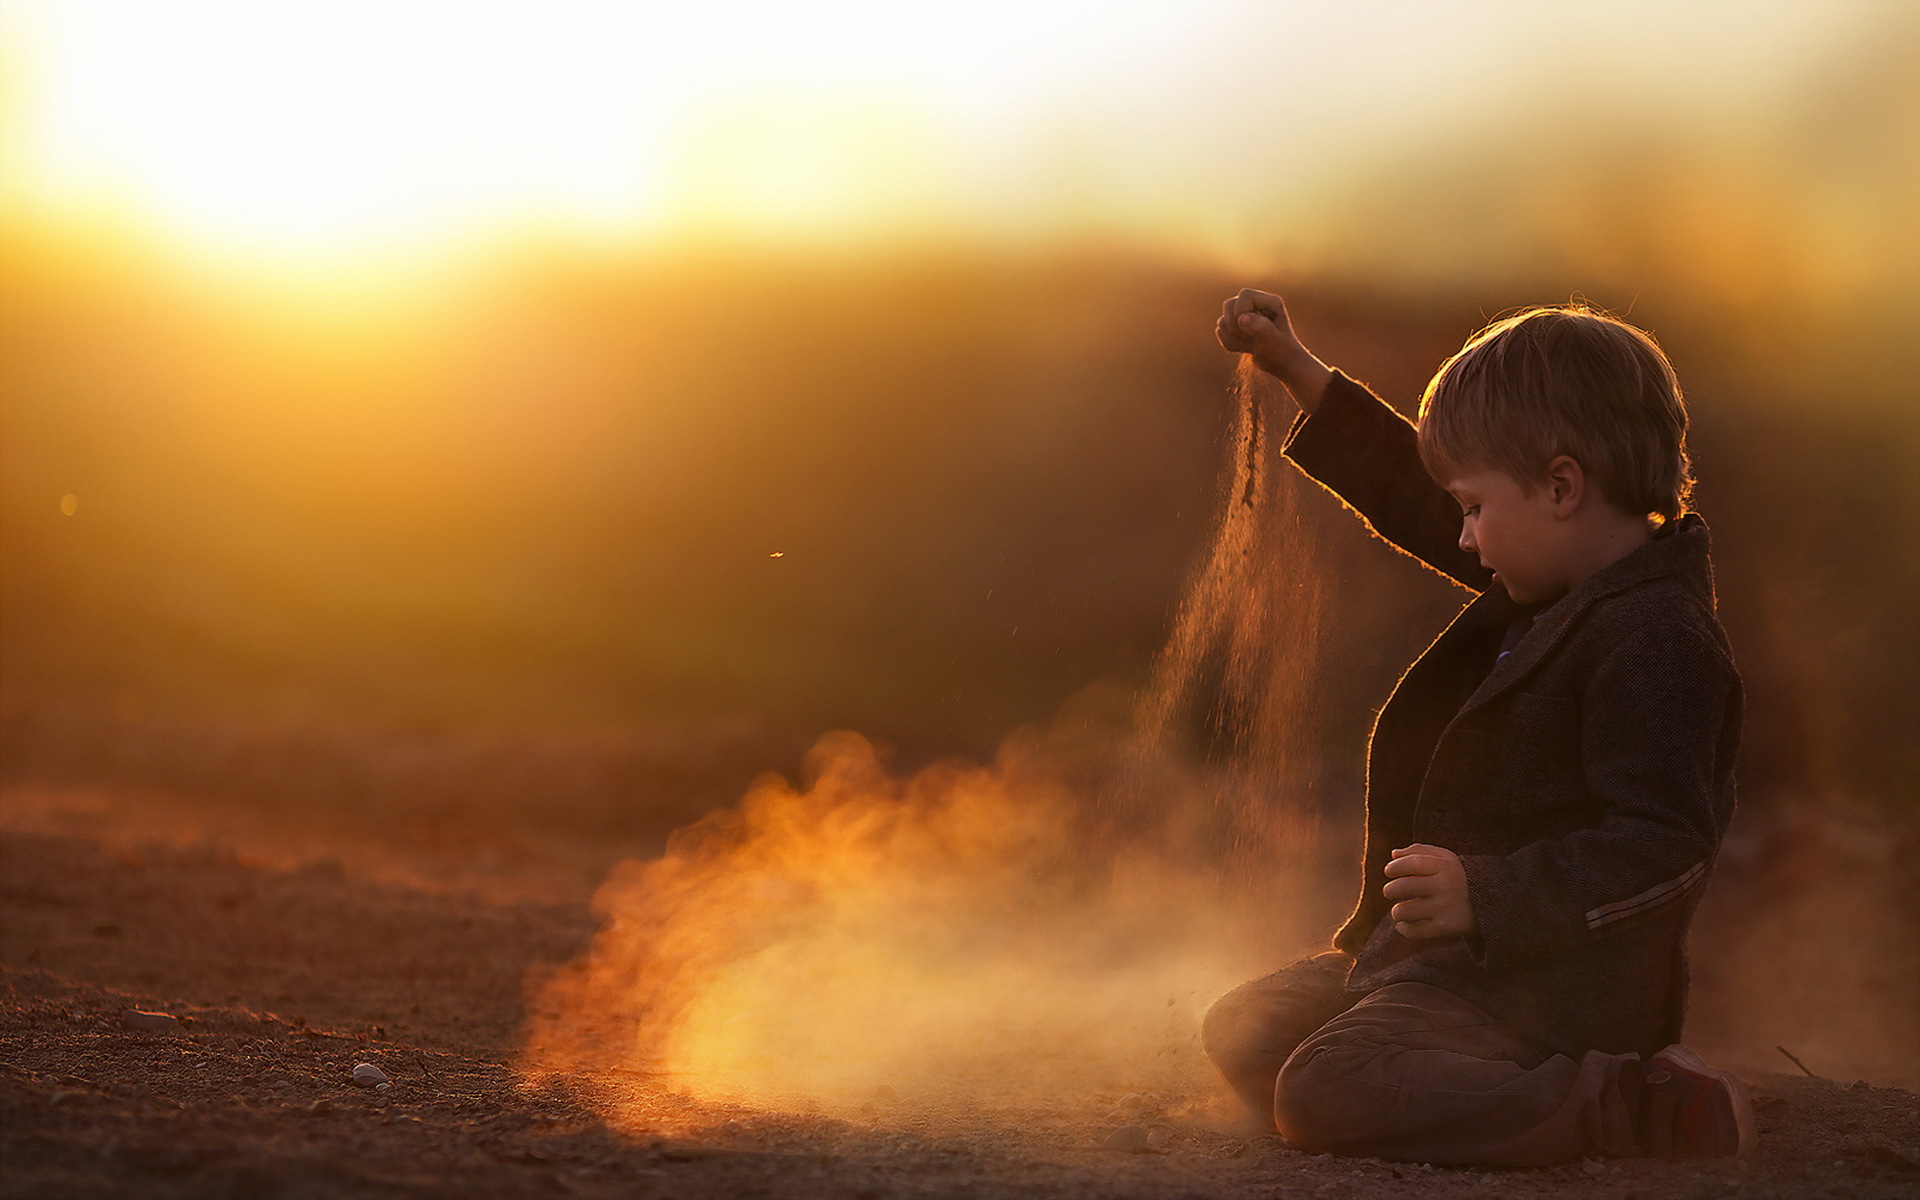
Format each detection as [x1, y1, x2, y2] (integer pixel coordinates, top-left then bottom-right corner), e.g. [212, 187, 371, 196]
[1559, 511, 1658, 599]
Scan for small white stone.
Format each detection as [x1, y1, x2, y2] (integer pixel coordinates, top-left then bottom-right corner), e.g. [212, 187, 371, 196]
[121, 1010, 180, 1035]
[1145, 1129, 1170, 1150]
[375, 1082, 391, 1093]
[351, 1063, 388, 1088]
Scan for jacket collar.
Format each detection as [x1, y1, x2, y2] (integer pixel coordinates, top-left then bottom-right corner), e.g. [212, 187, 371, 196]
[1454, 514, 1716, 717]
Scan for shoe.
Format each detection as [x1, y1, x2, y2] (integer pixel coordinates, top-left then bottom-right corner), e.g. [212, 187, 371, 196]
[1639, 1045, 1757, 1158]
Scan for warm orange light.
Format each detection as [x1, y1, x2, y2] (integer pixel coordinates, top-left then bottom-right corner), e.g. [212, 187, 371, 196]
[0, 0, 1885, 280]
[1, 0, 1194, 263]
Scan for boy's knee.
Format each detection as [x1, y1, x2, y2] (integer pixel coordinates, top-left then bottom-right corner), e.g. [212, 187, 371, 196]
[1203, 954, 1352, 1072]
[1275, 1040, 1374, 1150]
[1200, 985, 1259, 1070]
[1273, 1044, 1324, 1144]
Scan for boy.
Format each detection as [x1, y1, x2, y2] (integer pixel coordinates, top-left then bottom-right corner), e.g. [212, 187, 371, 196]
[1202, 289, 1752, 1165]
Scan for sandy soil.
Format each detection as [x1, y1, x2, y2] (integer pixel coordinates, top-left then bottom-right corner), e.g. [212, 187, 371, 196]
[3, 786, 1918, 1200]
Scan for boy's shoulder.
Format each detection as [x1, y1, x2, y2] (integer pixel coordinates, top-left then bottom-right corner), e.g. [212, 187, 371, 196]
[1498, 515, 1737, 706]
[1571, 516, 1732, 661]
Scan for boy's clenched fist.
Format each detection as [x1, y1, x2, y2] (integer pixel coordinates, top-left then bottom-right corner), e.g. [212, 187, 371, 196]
[1383, 844, 1476, 939]
[1215, 287, 1334, 412]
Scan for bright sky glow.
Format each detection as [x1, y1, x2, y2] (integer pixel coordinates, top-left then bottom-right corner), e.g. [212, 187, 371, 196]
[0, 0, 1882, 265]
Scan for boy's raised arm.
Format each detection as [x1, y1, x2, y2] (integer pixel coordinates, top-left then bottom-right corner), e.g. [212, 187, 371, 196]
[1218, 289, 1492, 592]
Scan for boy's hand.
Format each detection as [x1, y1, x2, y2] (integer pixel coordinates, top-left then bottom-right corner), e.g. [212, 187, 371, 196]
[1215, 288, 1332, 412]
[1383, 844, 1476, 939]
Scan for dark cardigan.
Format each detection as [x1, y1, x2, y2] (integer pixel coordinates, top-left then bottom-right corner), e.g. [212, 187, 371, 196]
[1282, 372, 1743, 1059]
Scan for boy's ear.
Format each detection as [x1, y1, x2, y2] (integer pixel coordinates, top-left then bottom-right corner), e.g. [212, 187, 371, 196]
[1545, 455, 1585, 516]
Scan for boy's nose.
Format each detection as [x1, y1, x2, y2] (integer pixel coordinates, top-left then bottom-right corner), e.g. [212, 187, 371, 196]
[1458, 523, 1476, 553]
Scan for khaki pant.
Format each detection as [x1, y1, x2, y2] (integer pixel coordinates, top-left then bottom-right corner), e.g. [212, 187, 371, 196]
[1202, 953, 1642, 1166]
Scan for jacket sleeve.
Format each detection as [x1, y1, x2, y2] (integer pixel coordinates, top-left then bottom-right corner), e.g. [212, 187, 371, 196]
[1456, 622, 1740, 969]
[1280, 371, 1492, 592]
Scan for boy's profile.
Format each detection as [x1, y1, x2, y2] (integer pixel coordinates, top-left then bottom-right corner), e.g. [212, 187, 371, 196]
[1202, 289, 1752, 1165]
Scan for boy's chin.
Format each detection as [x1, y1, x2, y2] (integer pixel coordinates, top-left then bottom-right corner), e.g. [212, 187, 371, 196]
[1494, 572, 1564, 607]
[1492, 572, 1533, 604]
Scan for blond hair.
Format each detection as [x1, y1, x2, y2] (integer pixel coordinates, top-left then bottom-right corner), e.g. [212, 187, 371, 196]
[1417, 305, 1693, 523]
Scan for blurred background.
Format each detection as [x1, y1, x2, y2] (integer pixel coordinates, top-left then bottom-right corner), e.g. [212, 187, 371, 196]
[1, 0, 1915, 867]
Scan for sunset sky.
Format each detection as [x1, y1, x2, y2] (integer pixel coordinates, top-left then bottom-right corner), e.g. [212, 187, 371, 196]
[0, 0, 1888, 267]
[3, 0, 1912, 757]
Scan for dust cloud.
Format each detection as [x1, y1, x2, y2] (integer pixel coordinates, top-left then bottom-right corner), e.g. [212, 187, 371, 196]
[519, 359, 1339, 1120]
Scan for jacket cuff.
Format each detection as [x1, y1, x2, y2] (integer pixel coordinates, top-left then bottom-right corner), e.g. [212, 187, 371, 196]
[1459, 851, 1586, 969]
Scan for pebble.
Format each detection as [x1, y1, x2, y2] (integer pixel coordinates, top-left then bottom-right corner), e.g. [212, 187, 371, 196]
[351, 1063, 388, 1088]
[1145, 1129, 1170, 1150]
[1583, 1159, 1607, 1176]
[121, 1010, 180, 1035]
[1118, 1093, 1144, 1112]
[1102, 1125, 1152, 1153]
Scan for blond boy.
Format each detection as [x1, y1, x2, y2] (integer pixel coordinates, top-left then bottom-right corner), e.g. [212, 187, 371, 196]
[1202, 290, 1752, 1164]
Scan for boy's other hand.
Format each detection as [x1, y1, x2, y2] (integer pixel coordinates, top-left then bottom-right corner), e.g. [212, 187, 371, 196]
[1383, 844, 1476, 939]
[1215, 288, 1332, 412]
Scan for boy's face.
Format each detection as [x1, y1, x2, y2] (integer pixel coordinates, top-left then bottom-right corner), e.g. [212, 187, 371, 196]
[1446, 469, 1569, 605]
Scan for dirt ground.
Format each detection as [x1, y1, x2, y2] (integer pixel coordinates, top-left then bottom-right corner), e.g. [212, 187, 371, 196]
[3, 785, 1918, 1200]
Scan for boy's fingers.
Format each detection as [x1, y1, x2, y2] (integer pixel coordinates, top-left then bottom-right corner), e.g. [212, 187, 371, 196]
[1224, 293, 1268, 326]
[1216, 324, 1255, 355]
[1381, 876, 1434, 902]
[1390, 898, 1440, 924]
[1382, 854, 1441, 878]
[1236, 312, 1280, 341]
[1222, 290, 1285, 346]
[1217, 299, 1259, 347]
[1236, 287, 1284, 320]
